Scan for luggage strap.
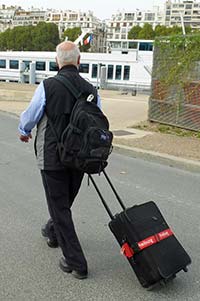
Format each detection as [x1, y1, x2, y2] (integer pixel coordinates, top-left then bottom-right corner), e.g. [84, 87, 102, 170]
[121, 228, 174, 259]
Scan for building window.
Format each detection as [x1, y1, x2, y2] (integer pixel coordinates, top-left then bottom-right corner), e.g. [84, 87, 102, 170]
[23, 60, 31, 70]
[49, 61, 59, 71]
[36, 61, 46, 71]
[92, 64, 98, 78]
[185, 4, 192, 9]
[9, 60, 19, 69]
[129, 42, 137, 49]
[123, 65, 130, 80]
[184, 16, 192, 20]
[110, 41, 121, 48]
[107, 65, 114, 79]
[122, 42, 128, 49]
[145, 13, 155, 21]
[0, 59, 6, 68]
[115, 65, 122, 80]
[79, 63, 89, 73]
[139, 42, 153, 51]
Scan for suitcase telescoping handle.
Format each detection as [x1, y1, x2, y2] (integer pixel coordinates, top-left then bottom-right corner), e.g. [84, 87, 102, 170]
[89, 170, 126, 220]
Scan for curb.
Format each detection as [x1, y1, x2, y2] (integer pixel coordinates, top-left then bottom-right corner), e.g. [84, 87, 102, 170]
[113, 143, 200, 173]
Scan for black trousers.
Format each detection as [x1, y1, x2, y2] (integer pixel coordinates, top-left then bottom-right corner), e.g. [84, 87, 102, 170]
[41, 169, 87, 272]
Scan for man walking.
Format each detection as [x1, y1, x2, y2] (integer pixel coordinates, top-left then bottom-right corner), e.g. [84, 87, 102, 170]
[18, 41, 99, 279]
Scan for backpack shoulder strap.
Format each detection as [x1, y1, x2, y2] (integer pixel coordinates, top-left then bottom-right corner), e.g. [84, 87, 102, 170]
[54, 74, 82, 100]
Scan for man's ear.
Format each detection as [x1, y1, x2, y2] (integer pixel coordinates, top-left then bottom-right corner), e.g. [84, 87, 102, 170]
[55, 57, 60, 70]
[77, 55, 81, 66]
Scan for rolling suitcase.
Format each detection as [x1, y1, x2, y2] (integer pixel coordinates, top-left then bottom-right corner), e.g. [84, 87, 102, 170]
[89, 170, 191, 289]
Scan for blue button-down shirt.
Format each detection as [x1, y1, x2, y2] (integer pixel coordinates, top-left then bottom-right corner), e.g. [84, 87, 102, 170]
[18, 81, 101, 136]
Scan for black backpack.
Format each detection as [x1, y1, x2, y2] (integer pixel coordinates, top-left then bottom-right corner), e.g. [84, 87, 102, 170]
[48, 75, 113, 174]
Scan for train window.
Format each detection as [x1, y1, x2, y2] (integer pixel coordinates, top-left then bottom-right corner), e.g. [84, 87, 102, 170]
[36, 61, 46, 71]
[49, 61, 59, 72]
[0, 59, 6, 68]
[122, 42, 128, 49]
[9, 60, 19, 69]
[123, 66, 130, 80]
[139, 42, 153, 51]
[107, 65, 114, 80]
[128, 42, 137, 49]
[115, 65, 122, 80]
[79, 63, 89, 73]
[92, 64, 98, 78]
[23, 60, 31, 70]
[110, 41, 121, 48]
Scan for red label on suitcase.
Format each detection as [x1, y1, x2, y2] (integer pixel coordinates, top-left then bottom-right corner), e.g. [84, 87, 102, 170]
[121, 242, 134, 258]
[157, 229, 173, 241]
[121, 228, 174, 258]
[138, 235, 157, 250]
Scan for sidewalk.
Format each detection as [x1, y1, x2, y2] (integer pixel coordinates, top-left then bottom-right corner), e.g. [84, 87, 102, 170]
[0, 83, 200, 172]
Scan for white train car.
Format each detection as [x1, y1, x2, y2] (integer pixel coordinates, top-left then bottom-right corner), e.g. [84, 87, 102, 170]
[0, 42, 153, 91]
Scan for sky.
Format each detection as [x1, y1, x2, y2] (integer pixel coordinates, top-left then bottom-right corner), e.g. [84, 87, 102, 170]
[1, 0, 165, 20]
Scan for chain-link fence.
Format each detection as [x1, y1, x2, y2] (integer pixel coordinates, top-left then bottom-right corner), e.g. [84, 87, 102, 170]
[149, 35, 200, 131]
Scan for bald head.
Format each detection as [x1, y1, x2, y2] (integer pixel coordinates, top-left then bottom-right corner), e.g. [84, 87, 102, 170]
[56, 41, 80, 69]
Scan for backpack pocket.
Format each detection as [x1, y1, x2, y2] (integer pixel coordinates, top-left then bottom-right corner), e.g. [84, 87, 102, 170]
[58, 124, 82, 166]
[80, 127, 113, 159]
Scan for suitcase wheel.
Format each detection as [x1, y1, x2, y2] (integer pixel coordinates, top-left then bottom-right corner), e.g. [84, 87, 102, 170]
[183, 267, 188, 272]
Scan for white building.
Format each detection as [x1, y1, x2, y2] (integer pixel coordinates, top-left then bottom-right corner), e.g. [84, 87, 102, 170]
[45, 9, 106, 52]
[0, 5, 15, 32]
[0, 5, 106, 52]
[164, 0, 200, 28]
[107, 7, 164, 40]
[12, 8, 46, 27]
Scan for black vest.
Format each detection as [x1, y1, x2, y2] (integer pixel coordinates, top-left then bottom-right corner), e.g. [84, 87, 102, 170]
[35, 65, 98, 170]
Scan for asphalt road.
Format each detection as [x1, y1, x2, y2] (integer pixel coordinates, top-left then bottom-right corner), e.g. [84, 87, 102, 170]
[0, 112, 200, 301]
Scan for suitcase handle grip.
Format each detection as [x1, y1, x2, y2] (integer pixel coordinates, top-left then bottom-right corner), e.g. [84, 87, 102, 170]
[89, 170, 126, 220]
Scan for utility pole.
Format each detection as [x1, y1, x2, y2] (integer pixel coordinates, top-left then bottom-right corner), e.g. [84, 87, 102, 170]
[179, 12, 186, 35]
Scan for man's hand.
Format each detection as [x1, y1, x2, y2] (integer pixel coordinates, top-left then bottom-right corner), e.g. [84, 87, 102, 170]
[19, 133, 32, 143]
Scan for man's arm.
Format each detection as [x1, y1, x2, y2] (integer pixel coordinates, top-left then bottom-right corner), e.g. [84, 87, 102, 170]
[18, 81, 46, 142]
[97, 94, 101, 110]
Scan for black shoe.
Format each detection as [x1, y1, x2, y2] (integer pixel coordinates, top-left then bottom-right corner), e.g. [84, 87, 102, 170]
[46, 238, 59, 248]
[41, 225, 48, 238]
[41, 225, 59, 248]
[59, 257, 88, 280]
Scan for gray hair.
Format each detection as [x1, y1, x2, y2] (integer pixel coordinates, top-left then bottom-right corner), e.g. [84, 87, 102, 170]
[56, 43, 80, 66]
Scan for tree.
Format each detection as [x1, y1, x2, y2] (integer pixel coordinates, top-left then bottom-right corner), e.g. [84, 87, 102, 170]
[0, 29, 9, 50]
[32, 22, 60, 51]
[138, 23, 155, 39]
[154, 25, 169, 37]
[0, 22, 60, 51]
[168, 25, 183, 36]
[128, 25, 142, 39]
[63, 27, 81, 42]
